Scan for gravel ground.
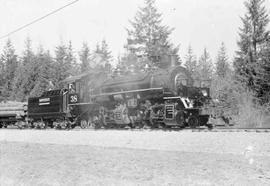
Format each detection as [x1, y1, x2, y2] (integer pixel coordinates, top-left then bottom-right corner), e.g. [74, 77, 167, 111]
[1, 129, 270, 185]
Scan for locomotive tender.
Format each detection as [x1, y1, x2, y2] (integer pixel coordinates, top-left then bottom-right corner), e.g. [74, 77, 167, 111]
[0, 64, 212, 129]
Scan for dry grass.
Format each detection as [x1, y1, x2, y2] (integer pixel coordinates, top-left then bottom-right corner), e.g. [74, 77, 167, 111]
[210, 74, 270, 128]
[233, 92, 270, 128]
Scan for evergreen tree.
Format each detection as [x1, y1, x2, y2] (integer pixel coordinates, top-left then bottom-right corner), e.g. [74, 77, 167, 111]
[91, 40, 112, 72]
[54, 42, 70, 88]
[234, 0, 269, 92]
[0, 39, 18, 100]
[0, 48, 4, 91]
[66, 41, 79, 76]
[100, 39, 113, 72]
[216, 42, 230, 78]
[100, 39, 113, 64]
[257, 40, 270, 104]
[184, 45, 197, 78]
[79, 42, 91, 73]
[11, 64, 25, 101]
[197, 48, 213, 81]
[0, 58, 3, 100]
[12, 37, 36, 101]
[126, 0, 180, 69]
[30, 46, 54, 97]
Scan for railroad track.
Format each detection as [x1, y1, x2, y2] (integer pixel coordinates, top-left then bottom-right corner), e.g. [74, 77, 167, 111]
[191, 127, 270, 133]
[2, 125, 270, 132]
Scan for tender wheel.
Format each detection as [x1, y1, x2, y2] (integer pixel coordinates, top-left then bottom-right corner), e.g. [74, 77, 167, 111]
[47, 121, 54, 128]
[206, 124, 213, 129]
[188, 116, 199, 129]
[80, 120, 88, 129]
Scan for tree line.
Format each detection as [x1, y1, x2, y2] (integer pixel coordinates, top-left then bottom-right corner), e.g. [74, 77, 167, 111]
[0, 38, 112, 101]
[0, 0, 269, 125]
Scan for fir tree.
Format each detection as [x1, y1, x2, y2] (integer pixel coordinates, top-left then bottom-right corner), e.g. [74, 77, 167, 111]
[30, 46, 54, 97]
[0, 49, 4, 91]
[0, 39, 18, 100]
[66, 41, 79, 76]
[184, 45, 197, 78]
[234, 0, 269, 92]
[12, 37, 36, 101]
[79, 42, 91, 73]
[197, 48, 213, 81]
[100, 39, 113, 64]
[126, 0, 180, 69]
[11, 65, 25, 101]
[257, 40, 270, 104]
[54, 42, 71, 88]
[216, 42, 230, 78]
[91, 40, 112, 72]
[0, 59, 3, 100]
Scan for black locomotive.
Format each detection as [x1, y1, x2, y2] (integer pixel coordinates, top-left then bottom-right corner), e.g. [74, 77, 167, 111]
[0, 64, 212, 129]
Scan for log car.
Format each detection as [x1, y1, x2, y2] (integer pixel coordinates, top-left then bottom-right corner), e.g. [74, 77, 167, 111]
[0, 102, 27, 128]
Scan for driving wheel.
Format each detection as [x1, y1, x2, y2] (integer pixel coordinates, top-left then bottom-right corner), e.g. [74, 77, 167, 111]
[188, 116, 199, 129]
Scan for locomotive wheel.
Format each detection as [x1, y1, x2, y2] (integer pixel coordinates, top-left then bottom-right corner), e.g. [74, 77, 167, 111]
[80, 120, 88, 129]
[188, 116, 199, 129]
[159, 123, 166, 129]
[71, 124, 76, 129]
[137, 122, 144, 129]
[94, 122, 101, 129]
[128, 123, 135, 129]
[149, 118, 159, 128]
[165, 125, 172, 129]
[175, 111, 185, 126]
[29, 122, 35, 129]
[104, 122, 113, 129]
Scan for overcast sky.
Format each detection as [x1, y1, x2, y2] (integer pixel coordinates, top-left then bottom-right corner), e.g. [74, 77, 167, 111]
[0, 0, 269, 65]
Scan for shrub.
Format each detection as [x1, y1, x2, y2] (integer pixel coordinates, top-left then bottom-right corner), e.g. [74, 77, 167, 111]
[210, 72, 270, 128]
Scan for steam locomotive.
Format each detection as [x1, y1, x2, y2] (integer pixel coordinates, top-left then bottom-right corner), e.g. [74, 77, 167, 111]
[0, 64, 212, 129]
